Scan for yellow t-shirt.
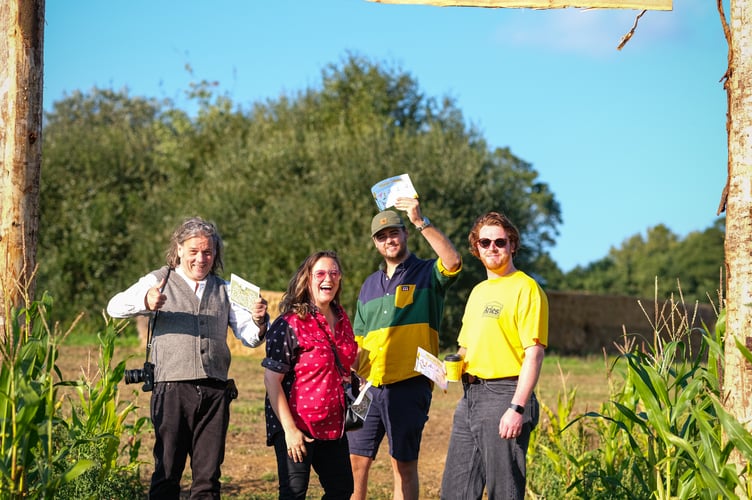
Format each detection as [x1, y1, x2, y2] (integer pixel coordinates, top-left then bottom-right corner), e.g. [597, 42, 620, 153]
[457, 270, 548, 380]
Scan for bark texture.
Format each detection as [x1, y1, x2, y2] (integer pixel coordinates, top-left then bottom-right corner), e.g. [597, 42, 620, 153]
[724, 0, 752, 433]
[0, 0, 44, 325]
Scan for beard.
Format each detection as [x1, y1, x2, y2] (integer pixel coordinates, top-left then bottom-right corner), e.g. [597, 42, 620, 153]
[481, 252, 510, 274]
[383, 243, 408, 263]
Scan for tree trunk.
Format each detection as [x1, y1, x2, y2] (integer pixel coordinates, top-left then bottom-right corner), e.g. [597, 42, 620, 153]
[0, 0, 44, 329]
[724, 0, 752, 446]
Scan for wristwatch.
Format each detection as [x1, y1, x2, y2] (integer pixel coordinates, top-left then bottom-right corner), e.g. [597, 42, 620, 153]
[510, 403, 525, 414]
[415, 216, 431, 232]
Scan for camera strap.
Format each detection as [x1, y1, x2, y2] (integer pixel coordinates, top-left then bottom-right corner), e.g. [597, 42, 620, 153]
[145, 266, 172, 363]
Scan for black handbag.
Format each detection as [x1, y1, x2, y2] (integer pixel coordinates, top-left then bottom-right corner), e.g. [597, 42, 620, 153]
[344, 398, 364, 431]
[343, 372, 364, 431]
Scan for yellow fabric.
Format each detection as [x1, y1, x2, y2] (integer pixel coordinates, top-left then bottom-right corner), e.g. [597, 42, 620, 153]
[355, 323, 439, 386]
[436, 257, 461, 278]
[457, 270, 548, 380]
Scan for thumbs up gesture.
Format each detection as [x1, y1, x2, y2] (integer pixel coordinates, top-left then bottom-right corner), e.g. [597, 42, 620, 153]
[145, 278, 167, 311]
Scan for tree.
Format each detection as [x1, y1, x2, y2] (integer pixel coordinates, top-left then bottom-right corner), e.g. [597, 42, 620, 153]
[719, 0, 752, 444]
[0, 0, 44, 327]
[556, 220, 725, 303]
[169, 54, 563, 346]
[39, 89, 189, 324]
[39, 55, 563, 346]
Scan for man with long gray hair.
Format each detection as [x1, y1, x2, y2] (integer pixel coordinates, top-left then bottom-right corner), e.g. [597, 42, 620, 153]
[107, 216, 269, 499]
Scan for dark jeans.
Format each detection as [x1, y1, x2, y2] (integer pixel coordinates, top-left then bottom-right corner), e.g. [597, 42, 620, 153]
[149, 380, 232, 499]
[272, 431, 354, 500]
[440, 379, 539, 500]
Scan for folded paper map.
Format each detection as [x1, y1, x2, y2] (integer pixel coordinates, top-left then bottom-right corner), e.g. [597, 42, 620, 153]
[229, 273, 260, 311]
[414, 347, 448, 391]
[371, 173, 419, 211]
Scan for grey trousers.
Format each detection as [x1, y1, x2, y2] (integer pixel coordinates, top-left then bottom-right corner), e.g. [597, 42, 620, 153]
[440, 380, 539, 500]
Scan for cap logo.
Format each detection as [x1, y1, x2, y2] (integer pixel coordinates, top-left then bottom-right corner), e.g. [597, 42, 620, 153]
[379, 217, 388, 225]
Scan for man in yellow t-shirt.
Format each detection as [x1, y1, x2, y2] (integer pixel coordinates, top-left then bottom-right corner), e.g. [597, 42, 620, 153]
[440, 211, 548, 500]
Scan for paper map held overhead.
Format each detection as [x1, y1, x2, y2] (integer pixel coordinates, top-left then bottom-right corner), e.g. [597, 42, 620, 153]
[371, 174, 419, 211]
[229, 273, 260, 311]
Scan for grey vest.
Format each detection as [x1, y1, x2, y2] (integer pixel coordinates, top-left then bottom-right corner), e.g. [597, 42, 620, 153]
[150, 266, 232, 382]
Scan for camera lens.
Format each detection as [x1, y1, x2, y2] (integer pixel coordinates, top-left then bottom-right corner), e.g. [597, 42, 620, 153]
[124, 368, 143, 385]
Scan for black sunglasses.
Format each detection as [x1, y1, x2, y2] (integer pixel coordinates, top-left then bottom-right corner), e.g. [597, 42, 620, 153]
[478, 238, 508, 249]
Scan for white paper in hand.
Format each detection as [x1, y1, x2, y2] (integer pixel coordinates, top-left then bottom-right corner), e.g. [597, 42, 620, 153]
[371, 173, 419, 211]
[229, 273, 260, 311]
[414, 347, 448, 391]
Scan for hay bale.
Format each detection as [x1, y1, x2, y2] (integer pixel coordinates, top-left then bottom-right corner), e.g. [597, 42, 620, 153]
[547, 291, 716, 356]
[228, 290, 283, 357]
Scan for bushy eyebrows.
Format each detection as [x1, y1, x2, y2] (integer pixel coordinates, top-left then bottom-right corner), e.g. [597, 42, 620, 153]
[184, 245, 214, 254]
[375, 229, 401, 239]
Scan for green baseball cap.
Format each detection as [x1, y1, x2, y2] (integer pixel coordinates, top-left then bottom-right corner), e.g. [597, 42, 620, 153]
[371, 210, 405, 237]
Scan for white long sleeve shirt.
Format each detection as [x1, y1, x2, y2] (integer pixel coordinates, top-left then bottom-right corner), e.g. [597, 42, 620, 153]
[107, 267, 267, 349]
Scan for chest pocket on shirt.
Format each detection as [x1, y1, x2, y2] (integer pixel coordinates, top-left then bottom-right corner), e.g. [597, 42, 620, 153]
[394, 284, 416, 308]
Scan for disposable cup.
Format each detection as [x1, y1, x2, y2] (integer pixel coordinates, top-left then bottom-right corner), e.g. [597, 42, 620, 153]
[444, 354, 464, 382]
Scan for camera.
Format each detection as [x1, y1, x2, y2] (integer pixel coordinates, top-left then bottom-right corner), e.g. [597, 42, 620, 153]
[124, 361, 155, 392]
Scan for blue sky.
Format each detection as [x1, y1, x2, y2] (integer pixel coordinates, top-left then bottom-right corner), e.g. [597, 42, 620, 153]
[43, 0, 728, 272]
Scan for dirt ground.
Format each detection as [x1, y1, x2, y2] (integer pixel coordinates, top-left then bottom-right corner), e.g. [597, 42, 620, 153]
[58, 344, 463, 499]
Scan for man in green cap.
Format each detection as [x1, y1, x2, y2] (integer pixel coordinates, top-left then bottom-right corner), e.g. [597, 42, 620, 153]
[349, 196, 462, 500]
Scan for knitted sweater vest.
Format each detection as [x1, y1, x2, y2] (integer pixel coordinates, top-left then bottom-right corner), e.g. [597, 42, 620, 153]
[150, 266, 232, 382]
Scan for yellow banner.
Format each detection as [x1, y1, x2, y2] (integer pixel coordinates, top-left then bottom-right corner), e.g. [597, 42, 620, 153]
[369, 0, 671, 10]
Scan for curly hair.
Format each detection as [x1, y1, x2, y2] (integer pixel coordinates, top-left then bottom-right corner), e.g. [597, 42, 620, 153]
[164, 217, 224, 274]
[279, 250, 343, 319]
[467, 211, 520, 259]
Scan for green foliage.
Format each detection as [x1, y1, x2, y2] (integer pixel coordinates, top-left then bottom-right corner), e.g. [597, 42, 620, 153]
[527, 291, 752, 499]
[39, 55, 727, 347]
[0, 288, 147, 498]
[0, 292, 94, 498]
[555, 220, 725, 303]
[40, 88, 190, 329]
[40, 54, 562, 347]
[55, 319, 149, 499]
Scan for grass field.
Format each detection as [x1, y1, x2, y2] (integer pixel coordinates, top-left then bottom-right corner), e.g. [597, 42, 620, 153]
[55, 338, 615, 499]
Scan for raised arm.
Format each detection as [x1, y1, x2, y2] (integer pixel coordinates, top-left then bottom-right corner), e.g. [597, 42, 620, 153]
[394, 196, 461, 272]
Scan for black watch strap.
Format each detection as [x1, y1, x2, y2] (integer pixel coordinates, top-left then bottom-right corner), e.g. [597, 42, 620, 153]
[510, 403, 525, 414]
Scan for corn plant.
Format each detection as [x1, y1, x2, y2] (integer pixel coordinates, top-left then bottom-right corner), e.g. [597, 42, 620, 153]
[0, 291, 94, 498]
[54, 316, 149, 499]
[527, 382, 586, 497]
[528, 359, 650, 499]
[1, 281, 148, 498]
[528, 281, 752, 499]
[565, 294, 752, 499]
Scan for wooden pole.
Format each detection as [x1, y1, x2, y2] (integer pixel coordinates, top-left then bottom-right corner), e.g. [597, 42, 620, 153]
[0, 0, 45, 329]
[723, 0, 752, 441]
